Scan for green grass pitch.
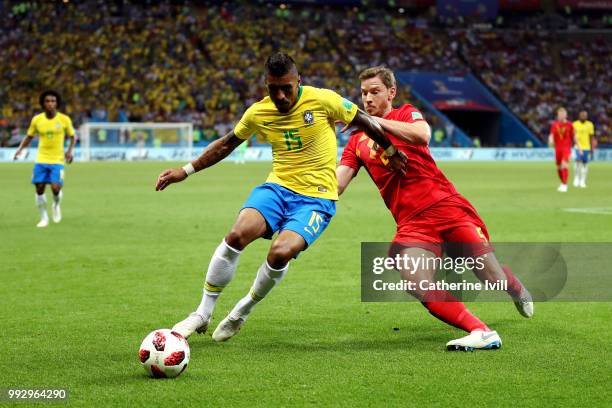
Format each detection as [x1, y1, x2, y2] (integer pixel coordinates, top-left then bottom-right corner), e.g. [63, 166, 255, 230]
[1, 161, 611, 407]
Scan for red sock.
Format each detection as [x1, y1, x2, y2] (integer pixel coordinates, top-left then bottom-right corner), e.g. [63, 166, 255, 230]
[557, 169, 564, 182]
[561, 168, 569, 184]
[421, 290, 489, 333]
[501, 265, 524, 298]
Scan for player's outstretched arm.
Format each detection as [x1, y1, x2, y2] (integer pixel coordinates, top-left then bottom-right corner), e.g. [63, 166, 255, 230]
[373, 117, 431, 145]
[13, 136, 34, 160]
[337, 165, 356, 195]
[155, 131, 244, 191]
[349, 109, 407, 174]
[65, 135, 76, 164]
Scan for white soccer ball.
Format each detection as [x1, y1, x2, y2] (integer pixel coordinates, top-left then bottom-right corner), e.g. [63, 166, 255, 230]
[139, 329, 190, 378]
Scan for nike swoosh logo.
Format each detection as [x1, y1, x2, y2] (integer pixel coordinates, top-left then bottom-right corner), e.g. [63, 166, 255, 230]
[482, 332, 497, 340]
[303, 227, 314, 236]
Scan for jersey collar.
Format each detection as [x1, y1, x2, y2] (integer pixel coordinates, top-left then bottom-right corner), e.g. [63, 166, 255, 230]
[382, 106, 395, 119]
[285, 86, 303, 114]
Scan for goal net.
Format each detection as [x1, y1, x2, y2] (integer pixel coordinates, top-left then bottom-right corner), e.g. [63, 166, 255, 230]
[78, 122, 193, 161]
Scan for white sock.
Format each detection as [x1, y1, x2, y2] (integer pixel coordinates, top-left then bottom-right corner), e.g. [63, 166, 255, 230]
[229, 261, 289, 321]
[582, 165, 588, 184]
[573, 163, 580, 184]
[36, 194, 48, 220]
[195, 239, 241, 320]
[53, 190, 63, 205]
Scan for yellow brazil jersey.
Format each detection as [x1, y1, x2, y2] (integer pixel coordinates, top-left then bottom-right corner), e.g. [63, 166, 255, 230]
[573, 120, 594, 150]
[27, 112, 75, 164]
[234, 86, 357, 200]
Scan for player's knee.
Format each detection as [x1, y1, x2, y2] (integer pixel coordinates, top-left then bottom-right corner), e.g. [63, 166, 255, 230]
[35, 184, 45, 195]
[267, 241, 298, 269]
[225, 229, 251, 251]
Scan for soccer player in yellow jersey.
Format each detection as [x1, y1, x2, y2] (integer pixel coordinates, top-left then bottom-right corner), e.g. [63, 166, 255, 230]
[156, 52, 407, 341]
[573, 110, 595, 188]
[13, 91, 76, 227]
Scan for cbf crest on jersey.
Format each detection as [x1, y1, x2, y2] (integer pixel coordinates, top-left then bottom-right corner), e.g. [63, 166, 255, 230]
[303, 110, 314, 126]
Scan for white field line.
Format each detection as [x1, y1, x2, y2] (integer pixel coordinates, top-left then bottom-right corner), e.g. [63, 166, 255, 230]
[563, 207, 612, 215]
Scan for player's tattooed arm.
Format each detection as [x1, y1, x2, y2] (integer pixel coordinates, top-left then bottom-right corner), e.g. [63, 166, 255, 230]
[191, 130, 244, 172]
[156, 130, 244, 191]
[349, 109, 407, 174]
[349, 109, 394, 150]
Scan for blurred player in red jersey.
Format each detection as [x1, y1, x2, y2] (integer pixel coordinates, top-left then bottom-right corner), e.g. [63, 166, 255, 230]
[337, 67, 533, 351]
[548, 107, 578, 192]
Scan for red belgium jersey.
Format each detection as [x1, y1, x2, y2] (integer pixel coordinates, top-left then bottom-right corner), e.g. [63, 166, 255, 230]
[550, 120, 573, 151]
[340, 104, 459, 224]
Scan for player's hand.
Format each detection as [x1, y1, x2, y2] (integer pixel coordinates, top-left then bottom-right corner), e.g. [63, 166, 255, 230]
[65, 151, 73, 164]
[13, 149, 21, 160]
[387, 149, 408, 175]
[156, 168, 187, 191]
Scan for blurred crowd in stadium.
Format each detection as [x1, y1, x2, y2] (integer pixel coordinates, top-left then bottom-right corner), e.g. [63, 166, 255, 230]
[1, 0, 610, 147]
[458, 30, 611, 142]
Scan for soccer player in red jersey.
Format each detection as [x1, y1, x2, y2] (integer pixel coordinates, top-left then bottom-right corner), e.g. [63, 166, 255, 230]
[548, 107, 577, 192]
[337, 67, 533, 351]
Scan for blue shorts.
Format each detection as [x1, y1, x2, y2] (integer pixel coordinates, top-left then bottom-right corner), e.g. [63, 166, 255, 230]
[242, 183, 336, 249]
[575, 149, 591, 163]
[32, 163, 64, 185]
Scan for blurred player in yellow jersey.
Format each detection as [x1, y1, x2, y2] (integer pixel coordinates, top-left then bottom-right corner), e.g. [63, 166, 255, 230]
[13, 91, 76, 227]
[573, 110, 595, 188]
[156, 52, 407, 342]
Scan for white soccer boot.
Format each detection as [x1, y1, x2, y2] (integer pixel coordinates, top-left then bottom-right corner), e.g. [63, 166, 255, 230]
[36, 217, 49, 228]
[172, 312, 209, 339]
[212, 315, 245, 342]
[514, 288, 534, 318]
[557, 184, 568, 192]
[446, 330, 502, 351]
[579, 181, 587, 188]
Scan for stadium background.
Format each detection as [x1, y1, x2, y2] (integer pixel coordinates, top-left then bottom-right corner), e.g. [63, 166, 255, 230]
[1, 0, 610, 152]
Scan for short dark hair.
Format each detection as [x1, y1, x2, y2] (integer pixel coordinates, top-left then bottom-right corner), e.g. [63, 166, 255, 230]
[265, 52, 297, 77]
[39, 90, 61, 109]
